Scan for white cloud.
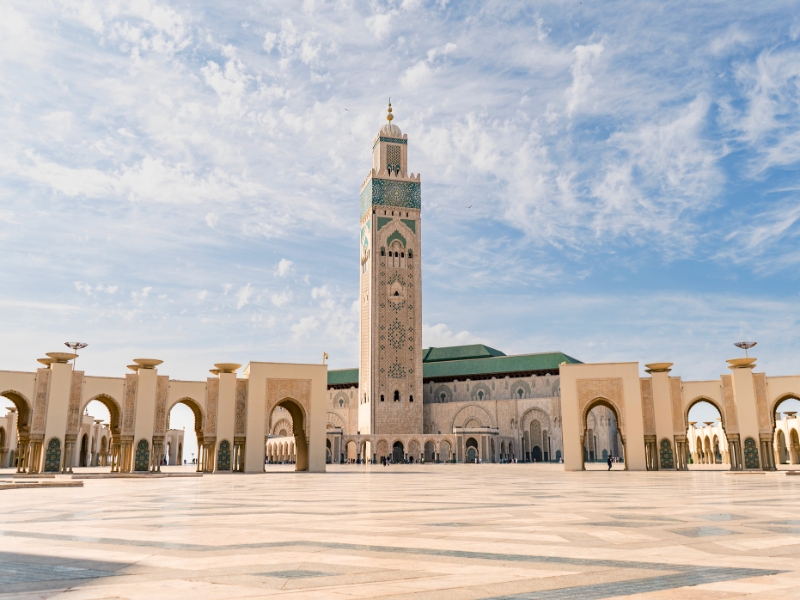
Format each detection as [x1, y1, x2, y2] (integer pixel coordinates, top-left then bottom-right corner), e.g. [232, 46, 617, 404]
[400, 60, 432, 90]
[565, 42, 604, 116]
[222, 284, 232, 295]
[197, 290, 208, 300]
[2, 2, 800, 381]
[423, 323, 486, 348]
[236, 284, 253, 309]
[275, 258, 294, 277]
[291, 315, 319, 338]
[271, 290, 292, 306]
[263, 32, 277, 52]
[366, 11, 395, 39]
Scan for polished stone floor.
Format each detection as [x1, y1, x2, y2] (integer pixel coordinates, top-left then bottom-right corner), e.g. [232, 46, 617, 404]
[1, 464, 799, 599]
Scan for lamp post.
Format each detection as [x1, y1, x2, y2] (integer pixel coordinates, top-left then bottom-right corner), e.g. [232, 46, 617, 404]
[734, 341, 756, 358]
[65, 342, 88, 369]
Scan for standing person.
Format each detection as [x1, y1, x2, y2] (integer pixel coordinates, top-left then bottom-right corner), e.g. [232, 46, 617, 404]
[607, 455, 613, 471]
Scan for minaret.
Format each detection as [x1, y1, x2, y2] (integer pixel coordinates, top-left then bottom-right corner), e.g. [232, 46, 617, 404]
[358, 102, 423, 441]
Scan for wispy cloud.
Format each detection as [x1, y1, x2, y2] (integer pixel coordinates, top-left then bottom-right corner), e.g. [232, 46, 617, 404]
[1, 2, 800, 381]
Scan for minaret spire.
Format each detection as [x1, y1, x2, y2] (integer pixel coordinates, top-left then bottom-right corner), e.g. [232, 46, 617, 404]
[358, 102, 423, 443]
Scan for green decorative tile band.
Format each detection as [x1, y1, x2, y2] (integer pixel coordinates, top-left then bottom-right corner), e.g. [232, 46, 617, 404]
[387, 230, 407, 248]
[401, 219, 416, 234]
[372, 136, 407, 149]
[377, 216, 393, 230]
[360, 178, 421, 217]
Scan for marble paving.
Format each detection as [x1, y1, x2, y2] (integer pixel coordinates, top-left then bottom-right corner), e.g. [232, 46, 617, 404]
[1, 464, 799, 599]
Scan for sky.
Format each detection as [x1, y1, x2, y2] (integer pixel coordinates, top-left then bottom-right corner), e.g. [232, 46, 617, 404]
[2, 0, 800, 411]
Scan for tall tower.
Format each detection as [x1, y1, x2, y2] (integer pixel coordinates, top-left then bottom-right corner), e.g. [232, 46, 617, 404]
[358, 102, 423, 437]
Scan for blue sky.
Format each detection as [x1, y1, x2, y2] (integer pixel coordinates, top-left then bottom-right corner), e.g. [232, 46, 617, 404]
[2, 0, 800, 403]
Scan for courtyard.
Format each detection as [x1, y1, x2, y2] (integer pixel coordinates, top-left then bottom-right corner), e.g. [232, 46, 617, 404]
[1, 465, 799, 599]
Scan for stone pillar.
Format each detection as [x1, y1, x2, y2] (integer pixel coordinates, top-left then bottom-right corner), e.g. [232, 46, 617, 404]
[674, 438, 688, 471]
[28, 438, 43, 473]
[646, 364, 678, 470]
[760, 435, 776, 471]
[16, 438, 28, 473]
[151, 436, 164, 473]
[727, 359, 763, 470]
[119, 437, 133, 473]
[644, 435, 657, 470]
[728, 434, 742, 470]
[234, 437, 245, 472]
[110, 435, 120, 472]
[63, 434, 76, 473]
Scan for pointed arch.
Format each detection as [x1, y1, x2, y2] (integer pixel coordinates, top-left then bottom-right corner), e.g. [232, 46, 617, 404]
[1, 390, 32, 435]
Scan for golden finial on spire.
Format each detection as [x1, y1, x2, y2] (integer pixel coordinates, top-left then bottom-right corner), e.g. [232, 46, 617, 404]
[387, 98, 393, 122]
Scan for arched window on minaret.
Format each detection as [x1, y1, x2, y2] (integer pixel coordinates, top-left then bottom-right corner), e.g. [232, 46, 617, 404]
[394, 390, 400, 402]
[389, 241, 405, 268]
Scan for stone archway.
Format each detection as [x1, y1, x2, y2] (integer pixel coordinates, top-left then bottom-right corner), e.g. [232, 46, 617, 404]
[465, 437, 478, 463]
[392, 441, 404, 463]
[270, 398, 309, 471]
[452, 404, 495, 430]
[408, 439, 420, 463]
[1, 390, 32, 472]
[771, 395, 800, 469]
[377, 439, 389, 462]
[684, 397, 734, 471]
[168, 397, 205, 472]
[582, 398, 626, 471]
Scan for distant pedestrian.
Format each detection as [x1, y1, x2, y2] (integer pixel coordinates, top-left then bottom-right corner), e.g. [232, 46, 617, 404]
[607, 455, 613, 471]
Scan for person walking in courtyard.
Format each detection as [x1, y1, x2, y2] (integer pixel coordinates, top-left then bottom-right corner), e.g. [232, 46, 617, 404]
[607, 455, 613, 470]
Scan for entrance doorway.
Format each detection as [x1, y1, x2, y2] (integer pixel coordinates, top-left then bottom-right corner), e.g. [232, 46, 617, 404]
[168, 399, 202, 469]
[466, 437, 478, 463]
[392, 441, 404, 463]
[773, 397, 800, 469]
[582, 401, 624, 470]
[686, 400, 729, 470]
[79, 398, 115, 470]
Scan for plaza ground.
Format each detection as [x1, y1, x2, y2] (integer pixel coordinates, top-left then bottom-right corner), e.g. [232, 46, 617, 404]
[1, 464, 800, 599]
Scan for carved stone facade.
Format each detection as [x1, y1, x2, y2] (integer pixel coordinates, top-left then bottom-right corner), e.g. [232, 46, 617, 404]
[205, 378, 219, 437]
[576, 378, 624, 430]
[122, 374, 137, 436]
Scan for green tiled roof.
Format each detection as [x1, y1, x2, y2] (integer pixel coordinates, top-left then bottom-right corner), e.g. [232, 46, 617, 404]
[422, 344, 506, 363]
[421, 351, 581, 381]
[326, 345, 581, 387]
[327, 368, 359, 387]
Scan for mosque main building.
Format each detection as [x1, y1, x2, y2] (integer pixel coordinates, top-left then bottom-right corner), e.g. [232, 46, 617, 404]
[305, 105, 620, 465]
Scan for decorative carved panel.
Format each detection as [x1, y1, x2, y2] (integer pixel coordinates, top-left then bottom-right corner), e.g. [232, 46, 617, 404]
[266, 378, 312, 430]
[721, 375, 739, 433]
[235, 379, 247, 436]
[66, 371, 84, 434]
[122, 374, 137, 435]
[670, 378, 684, 434]
[205, 378, 219, 437]
[153, 375, 169, 435]
[31, 369, 51, 435]
[753, 373, 771, 434]
[640, 379, 655, 436]
[576, 378, 624, 430]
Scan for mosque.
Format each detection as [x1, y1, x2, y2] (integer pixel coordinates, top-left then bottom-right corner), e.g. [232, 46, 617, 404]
[2, 104, 800, 474]
[274, 103, 620, 466]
